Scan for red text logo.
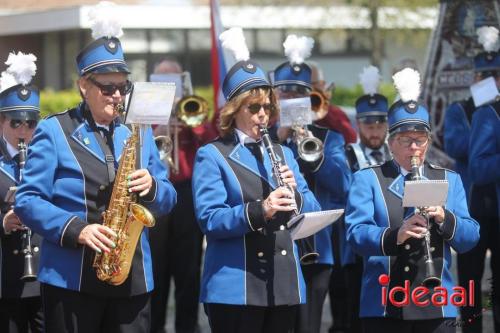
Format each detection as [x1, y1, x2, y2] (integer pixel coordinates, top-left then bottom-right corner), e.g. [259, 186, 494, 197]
[378, 274, 475, 307]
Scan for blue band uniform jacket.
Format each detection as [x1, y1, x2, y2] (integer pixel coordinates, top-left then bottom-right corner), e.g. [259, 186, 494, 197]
[345, 160, 479, 319]
[14, 104, 177, 297]
[342, 142, 391, 266]
[0, 139, 41, 299]
[192, 134, 321, 306]
[469, 99, 500, 217]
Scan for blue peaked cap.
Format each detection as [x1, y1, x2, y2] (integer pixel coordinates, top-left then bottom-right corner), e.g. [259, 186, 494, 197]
[273, 62, 312, 89]
[388, 100, 430, 135]
[222, 60, 271, 100]
[355, 93, 388, 123]
[0, 84, 40, 121]
[474, 51, 500, 73]
[76, 37, 130, 76]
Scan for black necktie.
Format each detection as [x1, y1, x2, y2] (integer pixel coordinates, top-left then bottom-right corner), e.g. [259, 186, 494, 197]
[403, 173, 414, 218]
[245, 142, 263, 163]
[371, 150, 384, 164]
[98, 127, 115, 155]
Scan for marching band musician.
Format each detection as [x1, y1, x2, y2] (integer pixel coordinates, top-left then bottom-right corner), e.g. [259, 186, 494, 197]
[273, 35, 351, 333]
[13, 2, 176, 332]
[149, 59, 218, 333]
[345, 67, 479, 333]
[329, 65, 391, 333]
[468, 26, 500, 333]
[192, 27, 320, 333]
[0, 52, 43, 333]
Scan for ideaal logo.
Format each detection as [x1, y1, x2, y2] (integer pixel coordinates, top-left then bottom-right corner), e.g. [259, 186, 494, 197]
[378, 274, 475, 307]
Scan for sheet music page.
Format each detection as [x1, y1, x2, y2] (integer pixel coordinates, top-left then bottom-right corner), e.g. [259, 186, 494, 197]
[279, 97, 312, 127]
[149, 73, 183, 100]
[287, 209, 344, 241]
[125, 82, 176, 125]
[402, 180, 449, 207]
[470, 76, 499, 107]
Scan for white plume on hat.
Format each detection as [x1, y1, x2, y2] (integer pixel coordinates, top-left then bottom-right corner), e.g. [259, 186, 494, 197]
[392, 67, 421, 103]
[88, 1, 123, 40]
[477, 26, 499, 52]
[283, 35, 314, 65]
[0, 52, 37, 93]
[359, 66, 381, 95]
[0, 72, 17, 94]
[219, 27, 250, 62]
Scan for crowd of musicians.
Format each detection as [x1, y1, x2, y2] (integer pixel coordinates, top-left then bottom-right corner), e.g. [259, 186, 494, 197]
[0, 2, 498, 333]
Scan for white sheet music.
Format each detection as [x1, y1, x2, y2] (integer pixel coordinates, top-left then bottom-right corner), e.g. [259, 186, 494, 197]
[287, 209, 344, 241]
[125, 82, 176, 125]
[470, 76, 500, 107]
[402, 180, 449, 207]
[279, 97, 312, 127]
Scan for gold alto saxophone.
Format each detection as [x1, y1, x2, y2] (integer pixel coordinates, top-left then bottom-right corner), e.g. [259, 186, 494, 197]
[93, 108, 156, 285]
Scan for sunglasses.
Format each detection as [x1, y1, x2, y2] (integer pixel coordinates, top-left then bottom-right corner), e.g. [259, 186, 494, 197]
[10, 119, 38, 130]
[88, 77, 133, 96]
[397, 136, 429, 148]
[246, 103, 275, 114]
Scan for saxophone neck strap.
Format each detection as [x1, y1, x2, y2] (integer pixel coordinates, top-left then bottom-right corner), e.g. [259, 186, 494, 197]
[93, 131, 116, 183]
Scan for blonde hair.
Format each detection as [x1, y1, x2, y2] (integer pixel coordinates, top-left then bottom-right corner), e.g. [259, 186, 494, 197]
[219, 87, 279, 137]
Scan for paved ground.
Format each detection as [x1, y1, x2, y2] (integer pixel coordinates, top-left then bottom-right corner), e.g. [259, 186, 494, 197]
[164, 251, 494, 332]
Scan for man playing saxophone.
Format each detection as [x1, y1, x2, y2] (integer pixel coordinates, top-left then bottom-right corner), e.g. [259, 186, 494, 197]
[345, 68, 479, 333]
[13, 2, 177, 332]
[0, 52, 43, 333]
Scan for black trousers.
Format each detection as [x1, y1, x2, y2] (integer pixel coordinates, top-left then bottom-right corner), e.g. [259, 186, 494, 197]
[328, 218, 363, 333]
[204, 303, 298, 333]
[0, 296, 43, 333]
[457, 185, 500, 333]
[295, 264, 332, 333]
[150, 180, 203, 333]
[41, 283, 151, 333]
[362, 317, 456, 333]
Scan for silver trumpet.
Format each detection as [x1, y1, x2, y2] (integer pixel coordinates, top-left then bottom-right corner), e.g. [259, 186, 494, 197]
[410, 156, 441, 289]
[292, 125, 324, 163]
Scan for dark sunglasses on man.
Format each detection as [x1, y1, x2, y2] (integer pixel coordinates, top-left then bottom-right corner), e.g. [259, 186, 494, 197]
[88, 76, 133, 96]
[10, 119, 38, 130]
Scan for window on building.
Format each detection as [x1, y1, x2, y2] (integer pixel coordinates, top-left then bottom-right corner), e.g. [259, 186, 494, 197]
[150, 29, 185, 53]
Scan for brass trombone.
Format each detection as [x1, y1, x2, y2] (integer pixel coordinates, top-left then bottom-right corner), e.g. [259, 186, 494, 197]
[155, 94, 209, 174]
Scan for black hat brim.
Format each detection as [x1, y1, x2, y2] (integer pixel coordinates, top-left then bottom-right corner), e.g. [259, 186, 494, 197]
[1, 110, 39, 121]
[89, 63, 131, 75]
[390, 123, 430, 135]
[358, 115, 387, 124]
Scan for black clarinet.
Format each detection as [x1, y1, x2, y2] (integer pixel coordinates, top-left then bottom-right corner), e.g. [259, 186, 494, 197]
[410, 156, 440, 288]
[17, 139, 36, 282]
[259, 126, 319, 265]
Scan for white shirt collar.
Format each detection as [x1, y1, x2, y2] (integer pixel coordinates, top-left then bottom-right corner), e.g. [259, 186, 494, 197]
[235, 128, 257, 145]
[95, 123, 110, 131]
[400, 165, 423, 177]
[3, 137, 18, 159]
